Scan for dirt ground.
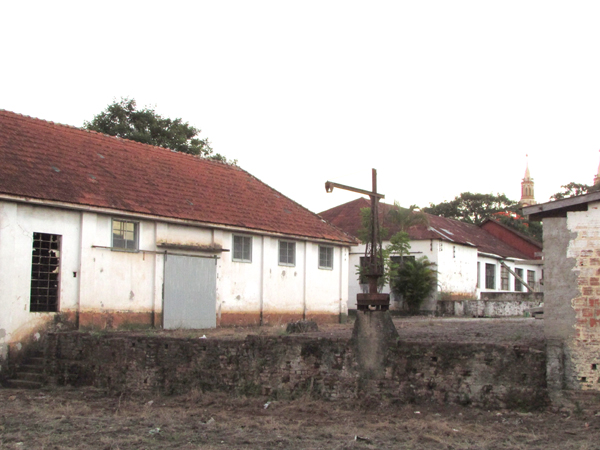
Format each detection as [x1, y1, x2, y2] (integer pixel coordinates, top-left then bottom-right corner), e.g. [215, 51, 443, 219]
[2, 317, 597, 450]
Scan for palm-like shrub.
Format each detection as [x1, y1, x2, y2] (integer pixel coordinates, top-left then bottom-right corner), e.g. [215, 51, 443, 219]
[391, 256, 438, 312]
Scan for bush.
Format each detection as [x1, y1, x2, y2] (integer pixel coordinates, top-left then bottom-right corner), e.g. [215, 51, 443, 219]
[391, 256, 438, 312]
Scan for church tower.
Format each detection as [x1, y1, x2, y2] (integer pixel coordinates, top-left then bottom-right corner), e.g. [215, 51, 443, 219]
[520, 156, 536, 207]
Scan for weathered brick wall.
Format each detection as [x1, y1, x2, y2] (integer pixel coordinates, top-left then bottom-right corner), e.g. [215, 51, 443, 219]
[437, 293, 543, 318]
[45, 332, 548, 410]
[565, 209, 600, 390]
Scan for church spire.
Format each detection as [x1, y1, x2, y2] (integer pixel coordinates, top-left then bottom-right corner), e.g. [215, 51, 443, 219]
[520, 155, 536, 207]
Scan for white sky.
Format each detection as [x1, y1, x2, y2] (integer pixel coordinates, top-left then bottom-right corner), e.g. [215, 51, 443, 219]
[2, 1, 600, 214]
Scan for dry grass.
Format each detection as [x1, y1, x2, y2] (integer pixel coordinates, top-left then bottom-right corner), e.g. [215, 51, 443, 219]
[1, 387, 599, 449]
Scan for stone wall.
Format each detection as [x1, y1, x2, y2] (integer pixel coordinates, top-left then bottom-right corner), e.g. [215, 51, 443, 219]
[45, 332, 548, 410]
[437, 292, 543, 318]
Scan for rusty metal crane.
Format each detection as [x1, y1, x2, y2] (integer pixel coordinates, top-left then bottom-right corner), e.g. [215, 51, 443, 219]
[325, 169, 390, 310]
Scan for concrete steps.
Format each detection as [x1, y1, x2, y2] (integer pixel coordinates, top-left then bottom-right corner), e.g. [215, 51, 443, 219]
[6, 351, 46, 389]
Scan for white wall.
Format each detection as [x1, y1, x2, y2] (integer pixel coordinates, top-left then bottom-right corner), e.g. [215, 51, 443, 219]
[0, 200, 350, 366]
[0, 201, 81, 364]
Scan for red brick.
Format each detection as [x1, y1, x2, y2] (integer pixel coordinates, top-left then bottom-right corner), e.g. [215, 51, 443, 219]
[591, 278, 600, 286]
[590, 298, 600, 308]
[591, 258, 600, 266]
[582, 308, 594, 318]
[583, 287, 594, 296]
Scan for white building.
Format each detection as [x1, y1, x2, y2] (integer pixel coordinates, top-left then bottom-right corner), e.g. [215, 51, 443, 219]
[0, 110, 355, 370]
[320, 198, 543, 312]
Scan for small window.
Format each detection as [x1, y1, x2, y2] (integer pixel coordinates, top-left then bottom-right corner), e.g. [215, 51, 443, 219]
[279, 241, 296, 266]
[319, 246, 334, 269]
[515, 268, 524, 292]
[527, 270, 536, 290]
[485, 263, 495, 289]
[233, 235, 252, 262]
[30, 233, 61, 312]
[477, 261, 480, 288]
[501, 266, 509, 290]
[112, 219, 138, 251]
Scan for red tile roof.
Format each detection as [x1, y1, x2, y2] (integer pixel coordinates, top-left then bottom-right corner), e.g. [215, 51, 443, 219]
[320, 198, 535, 259]
[0, 110, 355, 244]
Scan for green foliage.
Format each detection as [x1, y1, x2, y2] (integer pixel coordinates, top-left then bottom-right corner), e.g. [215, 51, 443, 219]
[84, 98, 230, 161]
[390, 256, 438, 312]
[423, 192, 543, 241]
[388, 201, 429, 231]
[550, 182, 593, 200]
[356, 207, 389, 244]
[423, 192, 517, 225]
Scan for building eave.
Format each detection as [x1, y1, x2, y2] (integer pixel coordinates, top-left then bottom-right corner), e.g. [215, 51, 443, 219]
[0, 193, 356, 247]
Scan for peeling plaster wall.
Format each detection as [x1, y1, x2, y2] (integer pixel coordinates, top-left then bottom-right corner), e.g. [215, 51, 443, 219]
[554, 203, 600, 391]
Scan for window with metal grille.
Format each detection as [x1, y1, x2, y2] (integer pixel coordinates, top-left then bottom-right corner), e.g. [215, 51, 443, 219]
[485, 263, 495, 289]
[514, 268, 524, 292]
[501, 265, 509, 290]
[112, 219, 138, 251]
[233, 235, 252, 262]
[30, 233, 61, 312]
[319, 246, 333, 269]
[527, 270, 536, 290]
[279, 241, 296, 266]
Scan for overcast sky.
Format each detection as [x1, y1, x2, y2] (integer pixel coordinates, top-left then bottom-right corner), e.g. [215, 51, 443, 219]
[2, 1, 599, 214]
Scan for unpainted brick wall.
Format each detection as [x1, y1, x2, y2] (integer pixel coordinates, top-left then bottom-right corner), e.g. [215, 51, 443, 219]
[45, 332, 548, 410]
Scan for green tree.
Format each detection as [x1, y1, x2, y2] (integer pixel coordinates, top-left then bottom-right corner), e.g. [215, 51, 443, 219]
[84, 98, 227, 161]
[390, 256, 438, 312]
[387, 201, 429, 232]
[550, 182, 593, 200]
[423, 192, 517, 225]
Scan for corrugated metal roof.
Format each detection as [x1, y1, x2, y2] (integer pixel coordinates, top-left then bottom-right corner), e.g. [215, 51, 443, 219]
[0, 110, 355, 244]
[320, 198, 533, 259]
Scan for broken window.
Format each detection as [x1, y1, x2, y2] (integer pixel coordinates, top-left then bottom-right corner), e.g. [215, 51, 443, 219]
[30, 233, 61, 312]
[233, 235, 252, 262]
[112, 219, 138, 251]
[514, 268, 524, 292]
[318, 246, 333, 269]
[279, 241, 296, 266]
[501, 265, 509, 290]
[485, 263, 495, 289]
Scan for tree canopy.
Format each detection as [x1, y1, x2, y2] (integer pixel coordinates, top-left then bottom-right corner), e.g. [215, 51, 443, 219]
[422, 192, 517, 225]
[423, 192, 542, 241]
[84, 98, 228, 161]
[550, 182, 596, 201]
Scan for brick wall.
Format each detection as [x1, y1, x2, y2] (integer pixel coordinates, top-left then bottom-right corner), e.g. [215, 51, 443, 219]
[45, 332, 548, 410]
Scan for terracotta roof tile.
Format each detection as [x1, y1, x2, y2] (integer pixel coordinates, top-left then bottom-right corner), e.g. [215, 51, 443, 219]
[320, 198, 533, 259]
[0, 110, 355, 244]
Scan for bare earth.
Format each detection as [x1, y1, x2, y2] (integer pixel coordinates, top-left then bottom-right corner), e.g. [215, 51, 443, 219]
[2, 318, 598, 450]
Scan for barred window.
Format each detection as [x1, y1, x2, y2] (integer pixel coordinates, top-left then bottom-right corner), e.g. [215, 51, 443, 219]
[485, 263, 495, 289]
[233, 235, 252, 262]
[30, 233, 61, 312]
[279, 241, 296, 266]
[527, 270, 536, 290]
[501, 265, 509, 290]
[515, 268, 524, 292]
[319, 246, 333, 269]
[112, 219, 138, 251]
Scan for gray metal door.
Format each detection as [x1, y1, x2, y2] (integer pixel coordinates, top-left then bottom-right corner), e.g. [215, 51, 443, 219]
[163, 255, 216, 329]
